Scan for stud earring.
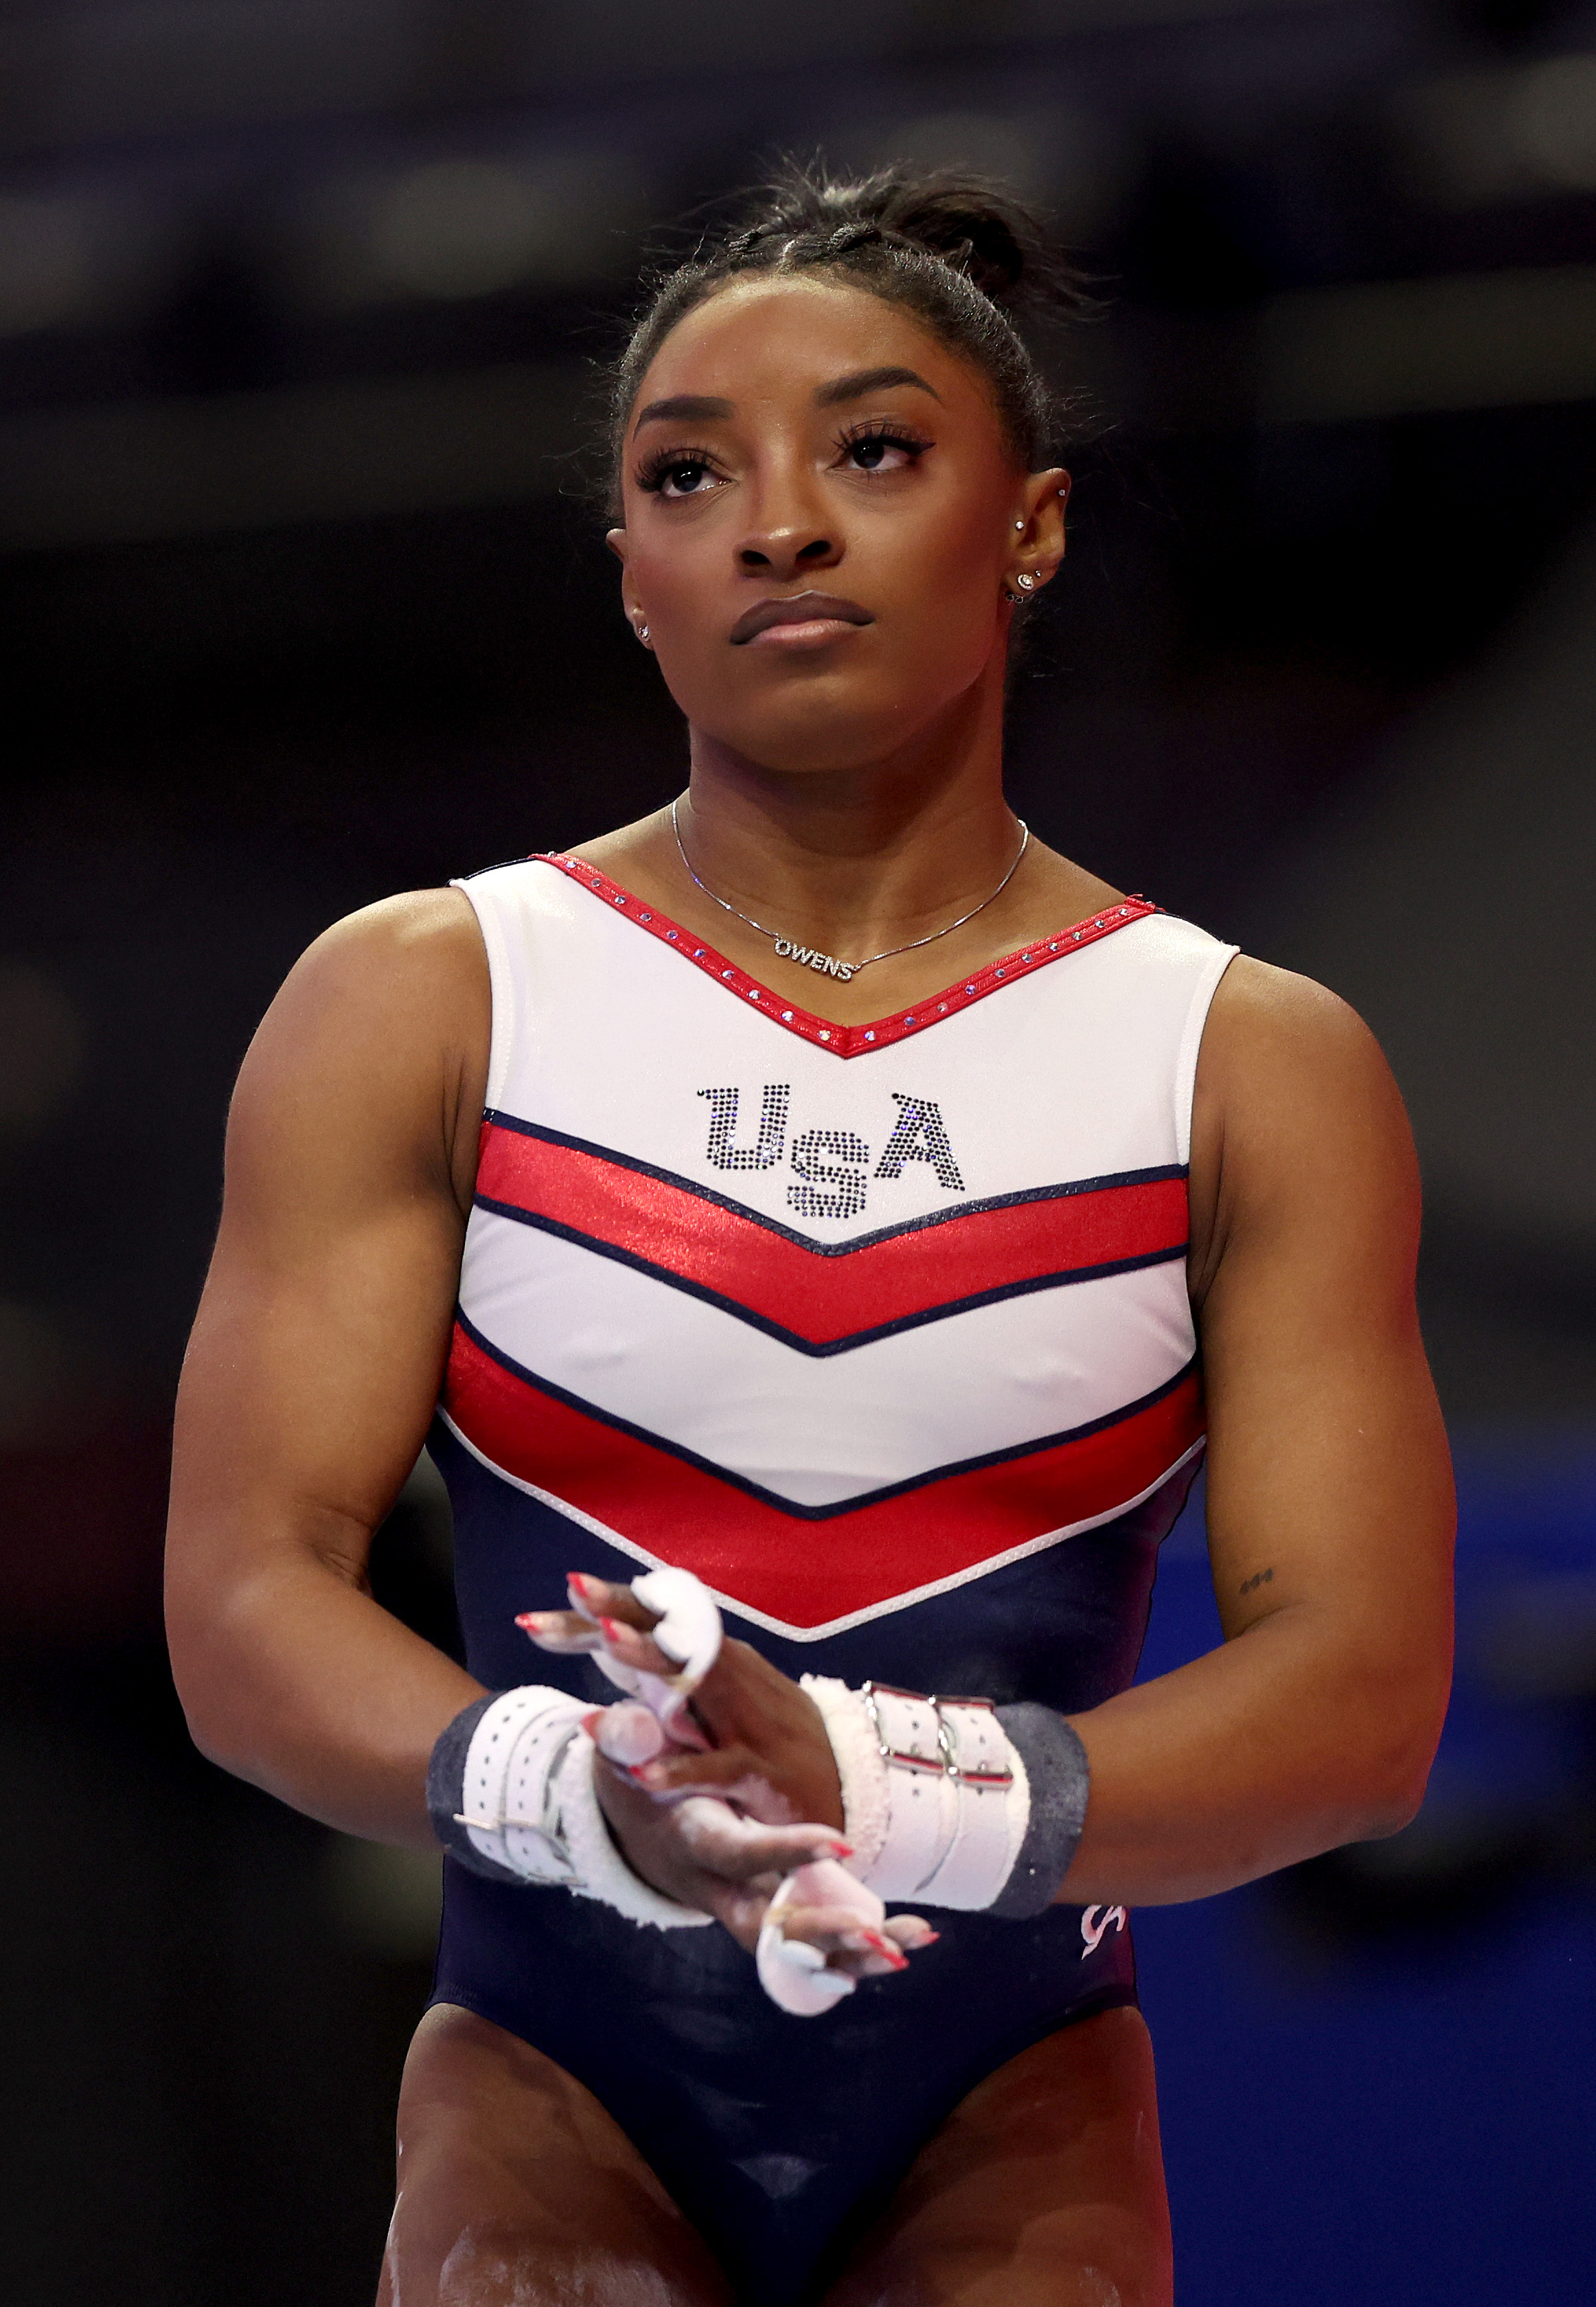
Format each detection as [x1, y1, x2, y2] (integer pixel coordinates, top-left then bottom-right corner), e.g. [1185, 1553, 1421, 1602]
[638, 624, 650, 642]
[1016, 573, 1035, 591]
[1014, 519, 1025, 532]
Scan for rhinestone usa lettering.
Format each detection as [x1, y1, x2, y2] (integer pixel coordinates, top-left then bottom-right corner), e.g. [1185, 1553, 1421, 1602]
[698, 1084, 790, 1171]
[787, 1130, 871, 1220]
[873, 1093, 965, 1191]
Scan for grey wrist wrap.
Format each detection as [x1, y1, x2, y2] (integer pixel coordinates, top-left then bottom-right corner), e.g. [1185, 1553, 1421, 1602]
[988, 1704, 1091, 1919]
[426, 1692, 521, 1883]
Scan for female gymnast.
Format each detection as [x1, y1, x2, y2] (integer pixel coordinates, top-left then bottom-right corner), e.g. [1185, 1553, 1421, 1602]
[164, 167, 1455, 2306]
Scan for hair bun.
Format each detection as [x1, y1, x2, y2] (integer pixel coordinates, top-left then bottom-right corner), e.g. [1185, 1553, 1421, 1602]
[733, 163, 1074, 317]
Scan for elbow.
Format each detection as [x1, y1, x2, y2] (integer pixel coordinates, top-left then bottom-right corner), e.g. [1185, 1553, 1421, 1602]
[1341, 1645, 1451, 1843]
[168, 1648, 239, 1775]
[1347, 1725, 1444, 1843]
[165, 1598, 255, 1782]
[1356, 1782, 1428, 1841]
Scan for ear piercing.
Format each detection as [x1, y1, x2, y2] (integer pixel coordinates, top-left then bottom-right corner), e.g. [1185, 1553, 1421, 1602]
[637, 624, 650, 642]
[1014, 519, 1025, 531]
[1016, 573, 1035, 591]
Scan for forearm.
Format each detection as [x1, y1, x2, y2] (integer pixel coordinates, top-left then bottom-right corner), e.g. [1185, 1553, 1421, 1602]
[168, 1538, 484, 1848]
[1059, 1603, 1447, 1907]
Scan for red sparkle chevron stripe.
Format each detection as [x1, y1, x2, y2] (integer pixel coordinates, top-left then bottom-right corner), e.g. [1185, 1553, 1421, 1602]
[475, 1124, 1188, 1347]
[442, 1324, 1205, 1629]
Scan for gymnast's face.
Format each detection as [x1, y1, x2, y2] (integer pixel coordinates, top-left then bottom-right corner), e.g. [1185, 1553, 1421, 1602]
[609, 276, 1063, 777]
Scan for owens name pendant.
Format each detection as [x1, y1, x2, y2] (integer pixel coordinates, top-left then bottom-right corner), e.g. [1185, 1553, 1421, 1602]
[671, 797, 1030, 983]
[772, 940, 856, 982]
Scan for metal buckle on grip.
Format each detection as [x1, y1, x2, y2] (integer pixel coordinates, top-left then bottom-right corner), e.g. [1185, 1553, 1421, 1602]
[860, 1681, 946, 1774]
[933, 1695, 1015, 1790]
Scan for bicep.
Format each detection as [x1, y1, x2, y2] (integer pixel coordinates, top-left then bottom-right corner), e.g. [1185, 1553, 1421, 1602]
[168, 895, 482, 1600]
[1192, 965, 1454, 1676]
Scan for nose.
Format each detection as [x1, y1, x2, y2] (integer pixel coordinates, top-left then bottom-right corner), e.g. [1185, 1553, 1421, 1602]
[736, 458, 841, 581]
[738, 526, 840, 580]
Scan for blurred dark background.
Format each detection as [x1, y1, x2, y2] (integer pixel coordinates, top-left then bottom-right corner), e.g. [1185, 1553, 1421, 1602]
[2, 3, 1593, 2300]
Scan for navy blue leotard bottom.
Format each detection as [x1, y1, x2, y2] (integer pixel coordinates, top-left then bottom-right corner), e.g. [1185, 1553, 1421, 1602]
[428, 1422, 1198, 2305]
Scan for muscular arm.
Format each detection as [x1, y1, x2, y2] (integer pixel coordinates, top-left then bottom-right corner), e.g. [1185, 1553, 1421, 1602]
[164, 890, 491, 1848]
[1058, 958, 1455, 1904]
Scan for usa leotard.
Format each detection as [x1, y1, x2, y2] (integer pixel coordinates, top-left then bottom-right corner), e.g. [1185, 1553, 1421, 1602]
[429, 851, 1236, 2305]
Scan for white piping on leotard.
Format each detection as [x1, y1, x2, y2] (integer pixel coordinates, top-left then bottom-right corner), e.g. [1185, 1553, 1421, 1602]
[435, 1408, 1206, 1644]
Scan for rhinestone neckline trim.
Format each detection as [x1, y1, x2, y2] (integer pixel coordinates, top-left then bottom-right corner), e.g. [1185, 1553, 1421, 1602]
[532, 853, 1156, 1060]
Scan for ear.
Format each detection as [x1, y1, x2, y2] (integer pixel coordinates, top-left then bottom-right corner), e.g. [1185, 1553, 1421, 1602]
[606, 527, 628, 564]
[1025, 468, 1069, 562]
[1006, 469, 1069, 596]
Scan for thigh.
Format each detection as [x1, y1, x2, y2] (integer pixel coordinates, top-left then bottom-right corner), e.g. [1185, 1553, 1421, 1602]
[378, 2001, 734, 2307]
[821, 2006, 1173, 2307]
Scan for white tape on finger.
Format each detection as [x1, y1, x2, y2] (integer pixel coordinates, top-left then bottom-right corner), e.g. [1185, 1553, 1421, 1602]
[591, 1566, 723, 1734]
[755, 1859, 887, 2019]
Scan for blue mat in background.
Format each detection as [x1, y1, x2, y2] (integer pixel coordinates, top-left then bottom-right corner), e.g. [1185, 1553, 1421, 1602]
[1132, 1443, 1596, 2305]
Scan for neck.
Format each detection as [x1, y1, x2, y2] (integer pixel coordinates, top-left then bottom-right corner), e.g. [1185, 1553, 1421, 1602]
[679, 676, 1020, 959]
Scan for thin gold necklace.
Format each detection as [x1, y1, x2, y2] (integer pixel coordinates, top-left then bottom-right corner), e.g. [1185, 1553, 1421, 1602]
[670, 799, 1030, 987]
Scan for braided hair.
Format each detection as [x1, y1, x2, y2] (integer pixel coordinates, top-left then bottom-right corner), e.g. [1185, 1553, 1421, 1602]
[608, 163, 1089, 504]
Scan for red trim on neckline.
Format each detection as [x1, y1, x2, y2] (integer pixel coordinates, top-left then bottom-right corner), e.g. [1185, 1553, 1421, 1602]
[531, 852, 1156, 1059]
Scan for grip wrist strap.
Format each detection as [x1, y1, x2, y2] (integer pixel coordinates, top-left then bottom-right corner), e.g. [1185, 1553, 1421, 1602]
[801, 1677, 1089, 1918]
[427, 1687, 711, 1930]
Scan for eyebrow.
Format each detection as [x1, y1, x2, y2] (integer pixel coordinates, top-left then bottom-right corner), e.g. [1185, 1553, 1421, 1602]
[631, 367, 942, 435]
[813, 365, 942, 408]
[632, 394, 736, 431]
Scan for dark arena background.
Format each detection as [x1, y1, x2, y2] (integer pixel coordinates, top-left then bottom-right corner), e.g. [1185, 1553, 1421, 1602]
[3, 5, 1594, 2301]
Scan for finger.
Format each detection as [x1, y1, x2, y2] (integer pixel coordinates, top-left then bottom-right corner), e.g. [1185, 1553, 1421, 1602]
[628, 1746, 763, 1799]
[757, 1930, 856, 2013]
[775, 1906, 912, 1965]
[881, 1914, 939, 1952]
[670, 1797, 850, 1881]
[595, 1617, 679, 1680]
[567, 1573, 659, 1632]
[830, 1948, 908, 1979]
[515, 1609, 608, 1654]
[700, 1876, 780, 1944]
[586, 1703, 665, 1768]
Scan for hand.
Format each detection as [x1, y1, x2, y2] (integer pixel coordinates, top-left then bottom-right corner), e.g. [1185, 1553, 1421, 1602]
[523, 1573, 845, 1831]
[523, 1576, 935, 1980]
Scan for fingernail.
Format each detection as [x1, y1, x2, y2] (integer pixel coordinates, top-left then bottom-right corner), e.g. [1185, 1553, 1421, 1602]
[515, 1611, 554, 1632]
[634, 1762, 668, 1786]
[865, 1933, 909, 1970]
[827, 1842, 852, 1860]
[599, 1616, 626, 1643]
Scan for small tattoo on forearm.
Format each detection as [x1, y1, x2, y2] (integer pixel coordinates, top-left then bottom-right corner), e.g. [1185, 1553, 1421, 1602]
[1239, 1567, 1275, 1595]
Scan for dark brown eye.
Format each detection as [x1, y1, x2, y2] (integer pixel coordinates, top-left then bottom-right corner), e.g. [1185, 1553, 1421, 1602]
[839, 427, 928, 475]
[636, 446, 725, 498]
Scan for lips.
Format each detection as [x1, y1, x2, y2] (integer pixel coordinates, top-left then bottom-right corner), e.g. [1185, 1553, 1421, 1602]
[729, 592, 875, 646]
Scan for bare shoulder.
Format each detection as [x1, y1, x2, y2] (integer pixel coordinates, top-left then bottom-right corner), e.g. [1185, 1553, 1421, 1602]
[1198, 952, 1402, 1111]
[229, 887, 490, 1208]
[1189, 954, 1420, 1290]
[247, 887, 486, 1057]
[280, 885, 486, 1009]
